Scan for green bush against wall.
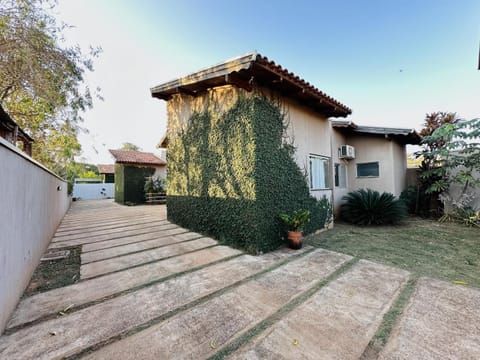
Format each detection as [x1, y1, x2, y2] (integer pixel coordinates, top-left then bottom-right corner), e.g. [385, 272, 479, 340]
[168, 95, 331, 253]
[114, 164, 155, 205]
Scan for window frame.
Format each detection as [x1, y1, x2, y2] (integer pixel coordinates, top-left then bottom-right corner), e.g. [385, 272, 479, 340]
[356, 161, 380, 178]
[309, 154, 331, 190]
[334, 163, 347, 188]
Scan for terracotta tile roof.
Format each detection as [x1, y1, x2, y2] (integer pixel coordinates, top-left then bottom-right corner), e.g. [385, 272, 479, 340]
[109, 150, 166, 166]
[151, 51, 351, 117]
[97, 164, 115, 174]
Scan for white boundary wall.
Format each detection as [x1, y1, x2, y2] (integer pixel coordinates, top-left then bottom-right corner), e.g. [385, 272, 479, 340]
[73, 182, 114, 200]
[0, 137, 70, 333]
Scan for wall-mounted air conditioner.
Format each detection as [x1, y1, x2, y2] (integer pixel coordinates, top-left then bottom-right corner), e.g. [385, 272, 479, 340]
[339, 145, 355, 160]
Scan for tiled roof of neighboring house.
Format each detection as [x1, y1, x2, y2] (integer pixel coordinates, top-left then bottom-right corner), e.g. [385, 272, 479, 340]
[109, 150, 166, 166]
[331, 120, 422, 144]
[97, 164, 115, 174]
[151, 51, 352, 118]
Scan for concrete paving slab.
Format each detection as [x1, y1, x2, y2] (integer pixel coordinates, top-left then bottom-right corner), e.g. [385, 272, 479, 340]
[80, 229, 198, 253]
[7, 246, 241, 329]
[81, 232, 203, 263]
[0, 249, 302, 359]
[228, 260, 409, 360]
[379, 277, 480, 360]
[47, 224, 184, 249]
[80, 237, 218, 279]
[51, 220, 169, 242]
[83, 249, 352, 360]
[54, 215, 162, 236]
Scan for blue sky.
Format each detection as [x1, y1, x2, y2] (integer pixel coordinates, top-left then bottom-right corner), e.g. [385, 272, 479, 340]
[56, 0, 480, 164]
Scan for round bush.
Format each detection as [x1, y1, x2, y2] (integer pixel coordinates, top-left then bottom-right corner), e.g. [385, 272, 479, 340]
[341, 188, 407, 225]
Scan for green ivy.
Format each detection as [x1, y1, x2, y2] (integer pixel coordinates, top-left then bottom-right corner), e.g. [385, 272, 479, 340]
[114, 164, 155, 205]
[167, 95, 331, 253]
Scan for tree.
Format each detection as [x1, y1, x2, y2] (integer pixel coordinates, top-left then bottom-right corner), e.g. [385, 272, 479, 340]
[413, 112, 459, 215]
[419, 117, 480, 223]
[0, 0, 100, 179]
[120, 142, 142, 151]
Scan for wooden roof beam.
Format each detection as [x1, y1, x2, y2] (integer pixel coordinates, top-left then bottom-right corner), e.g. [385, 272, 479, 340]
[225, 73, 253, 92]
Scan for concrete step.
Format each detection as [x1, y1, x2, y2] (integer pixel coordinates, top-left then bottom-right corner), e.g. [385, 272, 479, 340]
[228, 260, 409, 360]
[80, 237, 218, 279]
[6, 246, 241, 329]
[379, 277, 480, 360]
[0, 249, 304, 360]
[82, 249, 352, 360]
[81, 232, 202, 263]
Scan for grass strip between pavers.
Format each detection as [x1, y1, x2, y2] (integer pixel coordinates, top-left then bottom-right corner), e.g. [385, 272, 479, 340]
[79, 242, 219, 280]
[81, 235, 205, 264]
[65, 247, 316, 360]
[5, 248, 243, 334]
[207, 257, 359, 360]
[360, 276, 418, 359]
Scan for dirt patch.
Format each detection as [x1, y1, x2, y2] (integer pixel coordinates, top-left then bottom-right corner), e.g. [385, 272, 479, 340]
[23, 246, 81, 297]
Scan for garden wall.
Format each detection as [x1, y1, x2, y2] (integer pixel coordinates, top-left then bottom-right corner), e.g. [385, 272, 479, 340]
[0, 137, 70, 334]
[167, 92, 330, 253]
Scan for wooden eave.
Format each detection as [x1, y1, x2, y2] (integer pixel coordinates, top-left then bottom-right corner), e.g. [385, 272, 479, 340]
[151, 52, 352, 118]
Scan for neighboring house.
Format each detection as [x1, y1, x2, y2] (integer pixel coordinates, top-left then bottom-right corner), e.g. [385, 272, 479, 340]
[97, 164, 115, 183]
[0, 105, 34, 156]
[109, 150, 166, 204]
[151, 51, 420, 217]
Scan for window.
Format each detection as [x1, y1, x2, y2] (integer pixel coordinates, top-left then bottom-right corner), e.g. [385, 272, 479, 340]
[357, 162, 379, 177]
[309, 155, 330, 189]
[334, 163, 347, 188]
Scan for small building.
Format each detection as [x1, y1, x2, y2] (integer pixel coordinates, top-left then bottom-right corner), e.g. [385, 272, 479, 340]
[0, 105, 34, 156]
[97, 164, 115, 183]
[109, 150, 166, 204]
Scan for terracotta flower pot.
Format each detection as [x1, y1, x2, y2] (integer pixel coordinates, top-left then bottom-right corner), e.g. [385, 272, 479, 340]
[287, 230, 302, 249]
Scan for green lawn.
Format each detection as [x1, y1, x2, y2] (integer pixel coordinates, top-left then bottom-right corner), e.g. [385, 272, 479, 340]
[306, 217, 480, 288]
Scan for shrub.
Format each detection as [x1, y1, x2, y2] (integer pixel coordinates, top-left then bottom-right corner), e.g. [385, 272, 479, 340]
[341, 189, 407, 225]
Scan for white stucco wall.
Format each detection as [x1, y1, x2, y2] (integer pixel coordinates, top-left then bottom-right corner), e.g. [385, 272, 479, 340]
[0, 138, 70, 334]
[283, 97, 332, 202]
[331, 129, 350, 216]
[331, 131, 408, 201]
[153, 165, 167, 179]
[167, 86, 335, 203]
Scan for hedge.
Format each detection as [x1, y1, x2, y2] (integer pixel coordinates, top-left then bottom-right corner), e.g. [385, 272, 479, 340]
[167, 95, 331, 253]
[114, 164, 155, 205]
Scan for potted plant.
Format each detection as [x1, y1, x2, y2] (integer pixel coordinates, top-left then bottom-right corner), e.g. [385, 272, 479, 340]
[278, 209, 310, 249]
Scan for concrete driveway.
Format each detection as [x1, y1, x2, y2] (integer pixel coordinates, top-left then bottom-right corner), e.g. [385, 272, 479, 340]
[1, 200, 478, 359]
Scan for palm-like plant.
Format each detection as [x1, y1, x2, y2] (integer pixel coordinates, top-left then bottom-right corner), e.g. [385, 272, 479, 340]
[341, 189, 407, 225]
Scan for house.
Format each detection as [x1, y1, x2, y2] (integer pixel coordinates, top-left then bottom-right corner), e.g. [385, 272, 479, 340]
[0, 105, 34, 156]
[150, 51, 420, 251]
[97, 164, 115, 183]
[109, 150, 166, 204]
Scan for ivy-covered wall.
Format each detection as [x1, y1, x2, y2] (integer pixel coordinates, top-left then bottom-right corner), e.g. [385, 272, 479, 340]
[167, 94, 331, 253]
[114, 164, 155, 205]
[114, 164, 124, 204]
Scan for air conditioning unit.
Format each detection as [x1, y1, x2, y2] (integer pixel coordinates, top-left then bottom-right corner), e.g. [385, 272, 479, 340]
[339, 145, 355, 159]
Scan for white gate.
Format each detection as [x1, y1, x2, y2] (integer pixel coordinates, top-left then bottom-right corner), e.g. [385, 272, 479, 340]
[73, 178, 114, 200]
